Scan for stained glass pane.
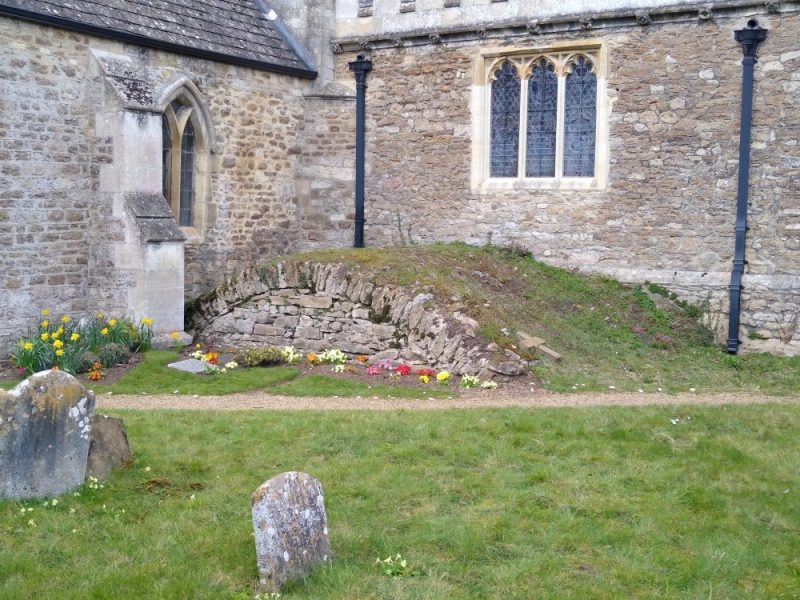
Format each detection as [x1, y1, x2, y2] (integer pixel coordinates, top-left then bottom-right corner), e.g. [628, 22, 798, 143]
[490, 61, 520, 178]
[563, 56, 596, 177]
[179, 120, 194, 227]
[525, 58, 557, 178]
[161, 115, 171, 201]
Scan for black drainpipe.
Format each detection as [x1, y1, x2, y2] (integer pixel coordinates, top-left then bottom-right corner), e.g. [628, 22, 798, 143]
[348, 54, 373, 248]
[727, 19, 767, 354]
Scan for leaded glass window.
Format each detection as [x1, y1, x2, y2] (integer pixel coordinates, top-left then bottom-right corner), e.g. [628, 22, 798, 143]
[484, 49, 600, 185]
[161, 115, 171, 201]
[179, 121, 194, 226]
[525, 59, 557, 178]
[490, 61, 520, 178]
[563, 56, 597, 177]
[162, 95, 200, 227]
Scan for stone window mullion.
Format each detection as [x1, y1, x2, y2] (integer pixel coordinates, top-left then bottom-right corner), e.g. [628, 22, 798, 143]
[517, 76, 528, 181]
[554, 70, 566, 185]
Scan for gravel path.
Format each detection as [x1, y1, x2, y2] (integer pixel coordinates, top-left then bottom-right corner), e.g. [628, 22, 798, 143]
[96, 390, 800, 411]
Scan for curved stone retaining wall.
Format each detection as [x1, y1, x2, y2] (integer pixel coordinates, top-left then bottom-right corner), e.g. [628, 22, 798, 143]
[186, 261, 525, 376]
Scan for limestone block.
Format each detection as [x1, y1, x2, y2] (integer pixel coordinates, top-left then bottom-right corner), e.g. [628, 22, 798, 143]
[290, 295, 333, 309]
[251, 472, 330, 592]
[0, 370, 95, 500]
[86, 414, 132, 481]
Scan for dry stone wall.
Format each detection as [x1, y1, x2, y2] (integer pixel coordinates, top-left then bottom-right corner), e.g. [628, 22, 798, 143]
[188, 261, 526, 375]
[332, 10, 800, 350]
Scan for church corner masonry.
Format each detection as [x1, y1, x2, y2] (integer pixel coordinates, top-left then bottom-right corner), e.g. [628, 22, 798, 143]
[1, 0, 799, 357]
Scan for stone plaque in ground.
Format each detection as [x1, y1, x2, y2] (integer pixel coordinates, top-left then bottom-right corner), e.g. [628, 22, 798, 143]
[251, 471, 330, 592]
[167, 358, 209, 374]
[0, 370, 95, 500]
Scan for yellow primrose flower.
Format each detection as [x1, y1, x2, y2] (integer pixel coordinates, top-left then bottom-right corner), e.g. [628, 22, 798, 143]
[40, 332, 49, 341]
[41, 308, 50, 316]
[436, 371, 451, 383]
[108, 319, 117, 327]
[100, 328, 109, 336]
[169, 331, 180, 340]
[40, 320, 49, 329]
[419, 375, 429, 384]
[70, 333, 80, 342]
[60, 315, 70, 324]
[55, 349, 64, 357]
[53, 340, 64, 349]
[23, 342, 33, 351]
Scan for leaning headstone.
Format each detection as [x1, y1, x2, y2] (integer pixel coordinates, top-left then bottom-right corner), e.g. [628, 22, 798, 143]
[86, 414, 132, 480]
[0, 370, 95, 500]
[251, 471, 330, 592]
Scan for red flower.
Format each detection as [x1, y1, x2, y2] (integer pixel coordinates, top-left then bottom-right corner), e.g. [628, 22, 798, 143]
[416, 367, 436, 377]
[395, 364, 411, 376]
[365, 365, 382, 376]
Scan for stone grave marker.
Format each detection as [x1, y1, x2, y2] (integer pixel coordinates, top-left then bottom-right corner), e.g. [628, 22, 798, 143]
[166, 358, 209, 374]
[251, 471, 330, 592]
[0, 370, 95, 500]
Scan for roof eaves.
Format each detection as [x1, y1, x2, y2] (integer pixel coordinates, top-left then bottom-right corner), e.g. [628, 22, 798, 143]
[0, 4, 318, 80]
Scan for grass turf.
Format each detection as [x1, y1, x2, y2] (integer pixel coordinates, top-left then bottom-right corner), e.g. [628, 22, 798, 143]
[1, 404, 798, 599]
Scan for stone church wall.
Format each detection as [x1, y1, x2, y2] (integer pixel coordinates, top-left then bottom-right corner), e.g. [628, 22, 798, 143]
[333, 9, 800, 350]
[0, 17, 356, 356]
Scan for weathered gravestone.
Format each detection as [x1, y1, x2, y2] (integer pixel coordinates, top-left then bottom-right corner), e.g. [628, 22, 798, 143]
[251, 471, 330, 592]
[87, 414, 132, 480]
[0, 370, 95, 500]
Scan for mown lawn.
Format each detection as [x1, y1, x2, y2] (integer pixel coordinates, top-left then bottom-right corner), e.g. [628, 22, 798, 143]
[1, 404, 798, 599]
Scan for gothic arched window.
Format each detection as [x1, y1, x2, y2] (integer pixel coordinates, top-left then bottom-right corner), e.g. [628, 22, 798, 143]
[483, 49, 601, 186]
[490, 61, 521, 178]
[563, 56, 597, 177]
[162, 96, 200, 227]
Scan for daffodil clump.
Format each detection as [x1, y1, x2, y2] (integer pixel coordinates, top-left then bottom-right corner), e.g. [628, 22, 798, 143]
[12, 309, 155, 376]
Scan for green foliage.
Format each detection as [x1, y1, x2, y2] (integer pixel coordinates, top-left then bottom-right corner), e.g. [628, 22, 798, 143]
[10, 311, 155, 376]
[1, 405, 798, 598]
[233, 346, 286, 368]
[98, 343, 132, 369]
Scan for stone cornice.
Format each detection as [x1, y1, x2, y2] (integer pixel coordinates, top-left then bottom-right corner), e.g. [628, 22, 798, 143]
[331, 0, 799, 53]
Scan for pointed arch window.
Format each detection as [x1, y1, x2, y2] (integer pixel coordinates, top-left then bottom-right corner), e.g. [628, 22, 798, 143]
[485, 49, 600, 184]
[162, 97, 201, 227]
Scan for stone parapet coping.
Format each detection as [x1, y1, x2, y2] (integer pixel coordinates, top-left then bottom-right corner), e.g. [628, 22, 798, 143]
[330, 0, 799, 53]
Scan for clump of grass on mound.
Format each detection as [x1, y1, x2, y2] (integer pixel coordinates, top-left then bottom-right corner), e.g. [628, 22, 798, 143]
[285, 242, 800, 395]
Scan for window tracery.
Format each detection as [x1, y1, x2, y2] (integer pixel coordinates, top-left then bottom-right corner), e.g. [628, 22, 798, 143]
[484, 47, 601, 186]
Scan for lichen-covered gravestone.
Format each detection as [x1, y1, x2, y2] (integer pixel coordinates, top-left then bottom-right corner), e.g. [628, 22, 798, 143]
[251, 471, 330, 592]
[0, 370, 95, 499]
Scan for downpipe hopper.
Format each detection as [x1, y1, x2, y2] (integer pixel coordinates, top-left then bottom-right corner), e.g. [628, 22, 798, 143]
[726, 19, 767, 354]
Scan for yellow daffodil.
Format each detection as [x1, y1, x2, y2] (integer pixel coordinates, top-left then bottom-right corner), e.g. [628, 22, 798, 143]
[100, 328, 109, 336]
[40, 320, 49, 328]
[40, 332, 49, 341]
[108, 319, 117, 327]
[41, 309, 50, 316]
[142, 317, 153, 326]
[61, 315, 70, 324]
[23, 342, 33, 351]
[55, 349, 64, 357]
[53, 340, 63, 349]
[70, 333, 80, 342]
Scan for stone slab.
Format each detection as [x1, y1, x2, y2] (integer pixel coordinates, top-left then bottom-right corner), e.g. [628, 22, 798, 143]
[252, 471, 330, 593]
[517, 331, 545, 350]
[0, 370, 95, 500]
[86, 414, 132, 480]
[167, 358, 209, 374]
